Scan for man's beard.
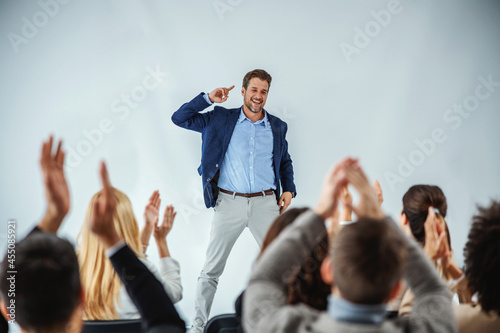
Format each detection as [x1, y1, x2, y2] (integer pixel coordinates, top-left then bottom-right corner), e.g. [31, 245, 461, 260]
[245, 100, 263, 113]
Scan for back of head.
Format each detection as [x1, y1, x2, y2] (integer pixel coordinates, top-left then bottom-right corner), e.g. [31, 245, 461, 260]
[78, 187, 143, 320]
[464, 200, 500, 315]
[242, 69, 272, 90]
[332, 218, 408, 305]
[402, 185, 448, 245]
[0, 233, 81, 332]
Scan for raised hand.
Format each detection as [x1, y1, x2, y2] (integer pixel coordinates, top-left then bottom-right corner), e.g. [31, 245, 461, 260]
[278, 191, 293, 214]
[314, 158, 356, 220]
[154, 205, 177, 258]
[340, 186, 353, 222]
[372, 180, 384, 206]
[89, 161, 120, 249]
[208, 85, 235, 103]
[423, 207, 449, 261]
[344, 163, 384, 219]
[38, 135, 70, 233]
[141, 190, 161, 252]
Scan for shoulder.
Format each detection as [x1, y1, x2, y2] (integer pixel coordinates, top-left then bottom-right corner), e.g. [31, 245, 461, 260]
[213, 106, 240, 114]
[255, 304, 322, 333]
[267, 112, 288, 130]
[455, 303, 500, 332]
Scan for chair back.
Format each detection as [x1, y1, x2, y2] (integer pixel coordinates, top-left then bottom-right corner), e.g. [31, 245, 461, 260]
[204, 313, 239, 333]
[82, 319, 144, 333]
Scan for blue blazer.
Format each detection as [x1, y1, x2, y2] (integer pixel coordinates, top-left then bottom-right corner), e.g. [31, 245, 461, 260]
[172, 93, 296, 208]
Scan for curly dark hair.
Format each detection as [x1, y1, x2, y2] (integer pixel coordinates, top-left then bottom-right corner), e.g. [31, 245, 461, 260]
[260, 208, 330, 311]
[287, 235, 330, 310]
[463, 200, 500, 315]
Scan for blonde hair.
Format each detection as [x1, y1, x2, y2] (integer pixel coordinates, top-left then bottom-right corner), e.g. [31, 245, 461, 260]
[77, 188, 144, 320]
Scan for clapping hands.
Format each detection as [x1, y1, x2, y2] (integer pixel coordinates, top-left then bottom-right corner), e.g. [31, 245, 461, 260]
[141, 190, 161, 251]
[38, 135, 70, 233]
[315, 158, 385, 222]
[423, 207, 450, 262]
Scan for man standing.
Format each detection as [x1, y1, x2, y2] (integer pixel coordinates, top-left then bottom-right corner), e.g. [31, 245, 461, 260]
[171, 69, 296, 332]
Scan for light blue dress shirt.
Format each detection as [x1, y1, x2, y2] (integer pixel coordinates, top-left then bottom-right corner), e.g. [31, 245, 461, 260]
[328, 295, 387, 324]
[203, 93, 275, 193]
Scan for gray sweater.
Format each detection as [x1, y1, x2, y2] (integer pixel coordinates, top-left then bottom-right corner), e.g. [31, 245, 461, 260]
[243, 210, 457, 333]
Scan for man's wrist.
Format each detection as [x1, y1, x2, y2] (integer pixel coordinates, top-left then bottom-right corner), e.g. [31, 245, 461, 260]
[155, 237, 168, 246]
[203, 92, 214, 104]
[38, 211, 65, 234]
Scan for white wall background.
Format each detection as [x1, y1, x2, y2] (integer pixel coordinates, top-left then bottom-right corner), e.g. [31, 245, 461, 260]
[1, 0, 499, 330]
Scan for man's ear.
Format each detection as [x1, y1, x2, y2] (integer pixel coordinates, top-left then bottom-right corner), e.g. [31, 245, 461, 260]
[387, 280, 403, 302]
[241, 87, 245, 96]
[320, 257, 334, 285]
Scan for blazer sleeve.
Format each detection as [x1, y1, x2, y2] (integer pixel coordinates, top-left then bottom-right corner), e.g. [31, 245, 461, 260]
[109, 245, 186, 333]
[141, 257, 183, 303]
[279, 123, 297, 195]
[171, 93, 214, 133]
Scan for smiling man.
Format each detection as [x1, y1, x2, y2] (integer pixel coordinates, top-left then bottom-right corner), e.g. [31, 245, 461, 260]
[172, 69, 296, 332]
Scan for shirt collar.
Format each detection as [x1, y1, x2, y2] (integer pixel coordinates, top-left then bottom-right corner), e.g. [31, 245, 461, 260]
[327, 295, 387, 325]
[238, 108, 269, 127]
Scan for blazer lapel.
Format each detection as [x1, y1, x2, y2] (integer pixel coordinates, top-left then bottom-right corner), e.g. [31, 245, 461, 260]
[267, 113, 282, 175]
[222, 108, 240, 155]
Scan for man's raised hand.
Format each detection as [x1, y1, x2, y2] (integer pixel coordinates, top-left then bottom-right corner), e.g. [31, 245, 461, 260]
[314, 158, 356, 220]
[38, 135, 70, 233]
[344, 163, 385, 219]
[141, 190, 161, 252]
[89, 161, 120, 249]
[208, 85, 235, 103]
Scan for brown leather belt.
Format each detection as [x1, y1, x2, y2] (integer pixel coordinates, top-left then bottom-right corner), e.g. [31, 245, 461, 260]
[219, 188, 275, 198]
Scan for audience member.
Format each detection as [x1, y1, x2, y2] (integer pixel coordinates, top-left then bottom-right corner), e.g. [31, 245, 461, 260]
[235, 208, 330, 330]
[395, 185, 470, 315]
[78, 188, 182, 320]
[0, 136, 186, 332]
[243, 158, 456, 333]
[454, 200, 500, 332]
[88, 161, 186, 332]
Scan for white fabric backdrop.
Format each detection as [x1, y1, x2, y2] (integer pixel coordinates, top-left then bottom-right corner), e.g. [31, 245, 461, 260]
[1, 0, 499, 330]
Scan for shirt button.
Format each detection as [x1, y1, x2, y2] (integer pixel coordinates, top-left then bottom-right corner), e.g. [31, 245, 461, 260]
[250, 152, 253, 154]
[207, 178, 210, 181]
[215, 164, 219, 167]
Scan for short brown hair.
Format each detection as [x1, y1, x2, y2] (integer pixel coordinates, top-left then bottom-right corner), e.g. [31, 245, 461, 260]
[242, 69, 272, 90]
[331, 218, 408, 304]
